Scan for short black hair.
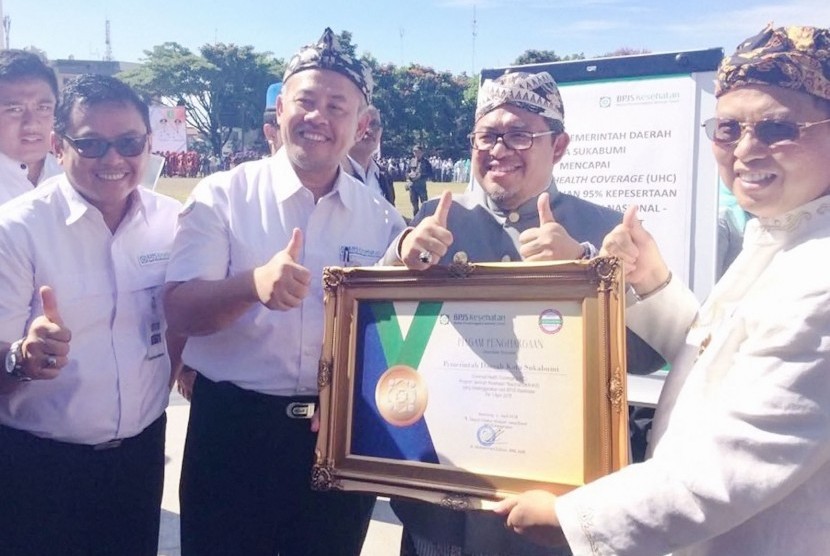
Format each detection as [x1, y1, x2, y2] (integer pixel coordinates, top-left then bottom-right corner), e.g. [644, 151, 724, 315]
[0, 49, 59, 98]
[54, 74, 150, 136]
[263, 108, 278, 127]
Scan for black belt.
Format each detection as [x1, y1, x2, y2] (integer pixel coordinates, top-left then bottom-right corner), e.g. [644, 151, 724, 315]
[0, 412, 166, 452]
[194, 373, 318, 420]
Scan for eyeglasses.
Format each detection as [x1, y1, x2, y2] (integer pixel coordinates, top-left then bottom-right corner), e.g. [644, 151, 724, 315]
[702, 117, 830, 146]
[62, 134, 149, 159]
[468, 129, 558, 151]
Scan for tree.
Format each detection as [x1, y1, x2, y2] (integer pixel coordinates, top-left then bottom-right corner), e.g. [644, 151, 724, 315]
[602, 47, 651, 57]
[119, 42, 282, 155]
[369, 63, 473, 159]
[513, 49, 585, 65]
[23, 46, 49, 61]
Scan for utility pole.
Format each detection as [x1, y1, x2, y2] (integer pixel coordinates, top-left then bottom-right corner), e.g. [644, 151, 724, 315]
[471, 3, 477, 76]
[0, 0, 9, 51]
[104, 19, 113, 61]
[399, 27, 405, 67]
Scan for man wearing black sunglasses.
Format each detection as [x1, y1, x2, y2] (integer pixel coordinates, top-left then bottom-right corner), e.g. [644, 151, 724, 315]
[0, 74, 182, 555]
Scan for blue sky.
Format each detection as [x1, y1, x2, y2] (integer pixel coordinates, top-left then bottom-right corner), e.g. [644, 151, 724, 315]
[4, 0, 830, 75]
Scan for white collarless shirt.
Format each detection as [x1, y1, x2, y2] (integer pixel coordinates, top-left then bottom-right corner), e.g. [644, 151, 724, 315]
[0, 178, 181, 444]
[557, 195, 830, 556]
[166, 149, 406, 395]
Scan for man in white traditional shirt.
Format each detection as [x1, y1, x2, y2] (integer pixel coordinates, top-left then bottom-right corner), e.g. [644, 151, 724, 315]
[0, 49, 61, 205]
[496, 24, 830, 556]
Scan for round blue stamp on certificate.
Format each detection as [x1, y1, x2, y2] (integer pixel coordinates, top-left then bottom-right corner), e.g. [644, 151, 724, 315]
[477, 424, 502, 447]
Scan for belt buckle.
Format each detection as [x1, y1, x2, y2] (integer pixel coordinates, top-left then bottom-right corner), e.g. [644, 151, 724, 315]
[93, 439, 123, 451]
[286, 402, 315, 419]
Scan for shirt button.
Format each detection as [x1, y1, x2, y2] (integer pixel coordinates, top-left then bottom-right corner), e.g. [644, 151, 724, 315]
[507, 212, 520, 223]
[453, 251, 468, 264]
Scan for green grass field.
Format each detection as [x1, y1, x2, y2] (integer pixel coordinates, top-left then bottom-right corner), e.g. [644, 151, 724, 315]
[155, 177, 469, 221]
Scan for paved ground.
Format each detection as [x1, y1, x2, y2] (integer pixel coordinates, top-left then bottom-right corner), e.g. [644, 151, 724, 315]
[157, 392, 403, 556]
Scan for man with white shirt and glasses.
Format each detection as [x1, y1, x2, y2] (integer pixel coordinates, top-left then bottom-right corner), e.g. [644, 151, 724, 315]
[0, 74, 181, 556]
[0, 49, 62, 205]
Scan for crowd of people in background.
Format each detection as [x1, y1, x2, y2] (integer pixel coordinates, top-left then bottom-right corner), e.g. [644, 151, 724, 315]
[152, 148, 473, 184]
[154, 149, 273, 178]
[154, 150, 202, 178]
[380, 155, 470, 183]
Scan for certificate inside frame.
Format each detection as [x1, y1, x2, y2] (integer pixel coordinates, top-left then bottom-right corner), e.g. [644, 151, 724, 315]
[313, 258, 628, 510]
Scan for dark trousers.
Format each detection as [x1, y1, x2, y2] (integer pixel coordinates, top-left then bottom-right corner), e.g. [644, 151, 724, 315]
[180, 373, 376, 556]
[0, 414, 166, 556]
[409, 182, 428, 215]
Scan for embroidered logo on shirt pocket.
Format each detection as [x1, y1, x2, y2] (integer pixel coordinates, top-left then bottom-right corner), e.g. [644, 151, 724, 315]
[340, 245, 383, 267]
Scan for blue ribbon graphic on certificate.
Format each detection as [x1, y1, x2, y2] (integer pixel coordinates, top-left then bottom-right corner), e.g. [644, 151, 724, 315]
[353, 300, 442, 463]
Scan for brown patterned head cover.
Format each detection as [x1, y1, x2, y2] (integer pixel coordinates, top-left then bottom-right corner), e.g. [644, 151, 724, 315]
[475, 71, 565, 130]
[716, 24, 830, 100]
[283, 28, 374, 103]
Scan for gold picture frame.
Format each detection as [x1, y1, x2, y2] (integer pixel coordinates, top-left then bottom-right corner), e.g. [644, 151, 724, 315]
[313, 258, 628, 510]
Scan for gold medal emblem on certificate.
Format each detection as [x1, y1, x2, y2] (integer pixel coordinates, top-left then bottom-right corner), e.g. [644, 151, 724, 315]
[375, 365, 428, 427]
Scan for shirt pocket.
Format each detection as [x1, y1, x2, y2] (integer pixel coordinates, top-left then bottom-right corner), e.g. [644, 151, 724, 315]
[339, 245, 384, 267]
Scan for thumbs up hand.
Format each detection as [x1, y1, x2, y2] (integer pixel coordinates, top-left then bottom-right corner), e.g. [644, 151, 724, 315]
[519, 193, 584, 261]
[600, 206, 670, 294]
[400, 190, 455, 269]
[253, 228, 312, 310]
[19, 286, 72, 380]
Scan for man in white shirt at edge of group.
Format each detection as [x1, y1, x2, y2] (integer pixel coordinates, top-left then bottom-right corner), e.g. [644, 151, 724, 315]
[0, 74, 183, 556]
[0, 49, 62, 206]
[495, 23, 830, 556]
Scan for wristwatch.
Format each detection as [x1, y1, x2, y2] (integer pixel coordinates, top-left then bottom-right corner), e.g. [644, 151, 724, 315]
[4, 339, 31, 382]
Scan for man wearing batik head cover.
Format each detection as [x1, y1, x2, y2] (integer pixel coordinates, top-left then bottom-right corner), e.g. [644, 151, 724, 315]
[381, 70, 663, 556]
[166, 28, 405, 556]
[495, 25, 830, 556]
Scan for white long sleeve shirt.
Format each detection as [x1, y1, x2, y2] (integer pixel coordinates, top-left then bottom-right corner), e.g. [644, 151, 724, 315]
[557, 194, 830, 556]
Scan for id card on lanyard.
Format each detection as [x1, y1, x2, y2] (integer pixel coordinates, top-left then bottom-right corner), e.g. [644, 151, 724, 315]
[146, 290, 165, 360]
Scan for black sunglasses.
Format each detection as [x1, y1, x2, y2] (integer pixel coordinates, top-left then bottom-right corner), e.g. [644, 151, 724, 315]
[62, 134, 149, 159]
[702, 117, 830, 146]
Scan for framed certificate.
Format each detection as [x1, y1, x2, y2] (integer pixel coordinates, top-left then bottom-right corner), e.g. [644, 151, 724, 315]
[313, 258, 628, 509]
